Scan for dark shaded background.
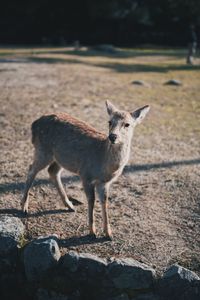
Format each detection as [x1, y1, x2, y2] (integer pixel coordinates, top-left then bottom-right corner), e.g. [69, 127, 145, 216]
[1, 0, 200, 46]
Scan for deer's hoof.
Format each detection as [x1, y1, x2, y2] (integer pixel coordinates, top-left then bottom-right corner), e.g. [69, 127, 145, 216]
[63, 206, 75, 212]
[69, 203, 75, 212]
[21, 203, 29, 215]
[22, 208, 29, 216]
[104, 229, 113, 241]
[65, 201, 75, 212]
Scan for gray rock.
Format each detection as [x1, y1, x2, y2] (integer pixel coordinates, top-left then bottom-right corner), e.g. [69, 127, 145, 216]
[23, 236, 61, 281]
[36, 288, 68, 300]
[38, 289, 69, 300]
[163, 264, 200, 282]
[158, 264, 200, 300]
[62, 251, 107, 275]
[78, 252, 107, 275]
[0, 215, 25, 255]
[134, 293, 160, 300]
[61, 251, 108, 297]
[131, 80, 150, 87]
[164, 79, 182, 86]
[110, 293, 129, 300]
[111, 294, 129, 300]
[62, 251, 79, 272]
[108, 258, 156, 290]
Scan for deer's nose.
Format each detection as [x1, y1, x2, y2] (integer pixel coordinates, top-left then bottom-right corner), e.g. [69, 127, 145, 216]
[109, 133, 117, 143]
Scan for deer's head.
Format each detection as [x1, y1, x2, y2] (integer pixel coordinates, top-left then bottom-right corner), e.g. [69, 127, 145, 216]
[106, 100, 150, 145]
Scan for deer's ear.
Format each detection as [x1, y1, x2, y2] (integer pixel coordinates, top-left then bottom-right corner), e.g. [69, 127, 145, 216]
[106, 100, 118, 116]
[131, 105, 150, 124]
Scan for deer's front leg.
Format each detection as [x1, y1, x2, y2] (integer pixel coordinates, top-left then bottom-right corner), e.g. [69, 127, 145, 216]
[96, 183, 112, 239]
[83, 181, 96, 237]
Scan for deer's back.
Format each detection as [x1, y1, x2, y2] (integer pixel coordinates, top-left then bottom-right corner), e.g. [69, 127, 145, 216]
[31, 113, 107, 176]
[32, 113, 106, 142]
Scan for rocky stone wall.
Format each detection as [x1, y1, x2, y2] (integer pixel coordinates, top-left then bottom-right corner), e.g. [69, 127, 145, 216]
[0, 215, 199, 300]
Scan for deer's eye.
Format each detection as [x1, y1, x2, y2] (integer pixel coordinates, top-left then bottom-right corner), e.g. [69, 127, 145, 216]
[124, 123, 130, 128]
[108, 121, 112, 126]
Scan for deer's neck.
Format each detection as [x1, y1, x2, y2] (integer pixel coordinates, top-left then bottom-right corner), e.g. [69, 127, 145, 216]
[104, 136, 132, 173]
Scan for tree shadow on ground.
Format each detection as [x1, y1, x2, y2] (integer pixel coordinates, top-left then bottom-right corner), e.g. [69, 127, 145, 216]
[124, 158, 200, 174]
[33, 47, 188, 59]
[0, 47, 187, 59]
[27, 56, 200, 73]
[97, 61, 200, 73]
[1, 55, 200, 73]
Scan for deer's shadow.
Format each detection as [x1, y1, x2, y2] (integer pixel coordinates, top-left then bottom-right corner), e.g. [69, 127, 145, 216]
[59, 235, 111, 248]
[0, 197, 83, 218]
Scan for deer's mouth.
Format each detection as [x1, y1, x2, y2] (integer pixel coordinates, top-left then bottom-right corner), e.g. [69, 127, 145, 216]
[109, 139, 121, 145]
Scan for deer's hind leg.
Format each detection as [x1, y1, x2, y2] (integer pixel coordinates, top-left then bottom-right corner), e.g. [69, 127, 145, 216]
[21, 148, 53, 214]
[48, 162, 74, 211]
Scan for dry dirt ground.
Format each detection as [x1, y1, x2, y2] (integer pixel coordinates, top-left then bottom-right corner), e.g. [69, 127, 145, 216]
[0, 47, 200, 275]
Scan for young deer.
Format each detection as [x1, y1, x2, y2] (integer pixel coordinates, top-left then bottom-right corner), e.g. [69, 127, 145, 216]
[22, 101, 150, 239]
